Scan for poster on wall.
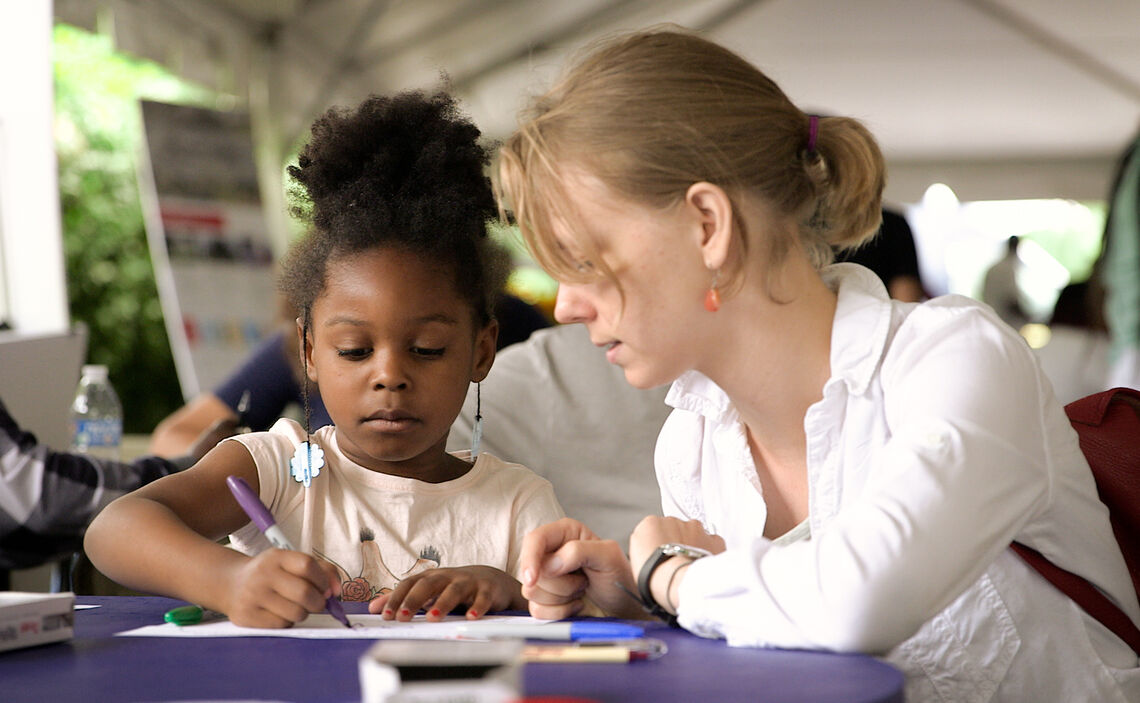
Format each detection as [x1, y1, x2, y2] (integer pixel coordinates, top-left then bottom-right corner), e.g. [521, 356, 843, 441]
[138, 100, 277, 401]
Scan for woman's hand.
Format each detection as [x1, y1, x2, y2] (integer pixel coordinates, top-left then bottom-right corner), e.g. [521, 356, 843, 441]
[628, 516, 726, 575]
[517, 518, 645, 620]
[368, 566, 523, 621]
[628, 516, 726, 617]
[221, 549, 342, 629]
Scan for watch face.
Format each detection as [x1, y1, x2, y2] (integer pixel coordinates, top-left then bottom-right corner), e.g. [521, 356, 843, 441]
[661, 543, 712, 559]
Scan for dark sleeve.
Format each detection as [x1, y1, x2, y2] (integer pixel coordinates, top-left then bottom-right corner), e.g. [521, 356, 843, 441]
[214, 332, 305, 430]
[0, 399, 179, 570]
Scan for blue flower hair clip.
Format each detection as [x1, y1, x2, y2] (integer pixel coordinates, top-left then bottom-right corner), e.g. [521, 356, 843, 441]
[290, 441, 325, 487]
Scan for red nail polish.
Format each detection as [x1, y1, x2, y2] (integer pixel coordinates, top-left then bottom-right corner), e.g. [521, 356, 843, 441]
[468, 609, 478, 618]
[400, 608, 410, 616]
[429, 608, 441, 617]
[383, 608, 392, 616]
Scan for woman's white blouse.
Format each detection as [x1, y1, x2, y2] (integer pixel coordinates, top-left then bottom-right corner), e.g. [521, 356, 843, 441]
[657, 263, 1140, 702]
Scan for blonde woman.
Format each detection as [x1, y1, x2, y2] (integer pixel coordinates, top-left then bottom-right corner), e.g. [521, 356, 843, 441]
[505, 27, 1139, 702]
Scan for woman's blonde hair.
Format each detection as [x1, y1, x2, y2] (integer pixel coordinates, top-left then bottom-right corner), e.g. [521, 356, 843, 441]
[496, 26, 885, 293]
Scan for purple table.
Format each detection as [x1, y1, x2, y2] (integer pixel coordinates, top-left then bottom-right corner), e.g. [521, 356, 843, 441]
[2, 596, 903, 702]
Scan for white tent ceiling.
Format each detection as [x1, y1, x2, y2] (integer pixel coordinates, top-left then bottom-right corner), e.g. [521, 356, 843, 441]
[54, 0, 1140, 204]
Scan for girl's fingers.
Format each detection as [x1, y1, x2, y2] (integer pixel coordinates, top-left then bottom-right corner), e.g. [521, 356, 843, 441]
[388, 574, 451, 621]
[428, 580, 476, 621]
[464, 585, 498, 620]
[379, 568, 513, 621]
[272, 558, 336, 613]
[249, 590, 310, 628]
[368, 594, 391, 614]
[318, 560, 343, 597]
[382, 581, 420, 620]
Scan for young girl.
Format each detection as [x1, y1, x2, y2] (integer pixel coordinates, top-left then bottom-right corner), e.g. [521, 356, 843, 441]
[504, 27, 1139, 701]
[85, 91, 564, 628]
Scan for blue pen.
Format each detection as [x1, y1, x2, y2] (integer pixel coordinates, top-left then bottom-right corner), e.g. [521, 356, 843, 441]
[226, 475, 351, 628]
[455, 621, 644, 641]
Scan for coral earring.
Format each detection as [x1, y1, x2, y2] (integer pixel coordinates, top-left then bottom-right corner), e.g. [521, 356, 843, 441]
[704, 287, 721, 312]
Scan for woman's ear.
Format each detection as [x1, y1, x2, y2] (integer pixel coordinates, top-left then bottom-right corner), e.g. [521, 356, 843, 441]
[685, 181, 734, 271]
[471, 319, 499, 383]
[298, 317, 317, 383]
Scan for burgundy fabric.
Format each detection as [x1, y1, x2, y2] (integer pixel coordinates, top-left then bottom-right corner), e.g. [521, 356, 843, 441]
[1066, 387, 1140, 596]
[1012, 387, 1140, 655]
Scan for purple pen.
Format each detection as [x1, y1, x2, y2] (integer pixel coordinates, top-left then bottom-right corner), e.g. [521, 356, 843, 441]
[225, 475, 351, 628]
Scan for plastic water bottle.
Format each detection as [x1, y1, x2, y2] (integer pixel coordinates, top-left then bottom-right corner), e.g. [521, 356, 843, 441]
[69, 364, 122, 461]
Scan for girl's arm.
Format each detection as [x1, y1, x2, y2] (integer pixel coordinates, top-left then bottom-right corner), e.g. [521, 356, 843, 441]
[84, 439, 339, 627]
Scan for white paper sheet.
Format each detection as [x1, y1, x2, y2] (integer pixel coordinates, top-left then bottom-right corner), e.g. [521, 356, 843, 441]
[116, 613, 545, 639]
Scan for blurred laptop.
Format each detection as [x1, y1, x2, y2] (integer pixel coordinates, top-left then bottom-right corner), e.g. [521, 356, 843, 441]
[0, 325, 88, 449]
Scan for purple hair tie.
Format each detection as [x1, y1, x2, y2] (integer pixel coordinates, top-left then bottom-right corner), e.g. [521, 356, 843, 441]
[806, 115, 820, 155]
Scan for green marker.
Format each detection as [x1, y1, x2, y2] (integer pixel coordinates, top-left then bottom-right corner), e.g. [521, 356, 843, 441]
[163, 604, 206, 626]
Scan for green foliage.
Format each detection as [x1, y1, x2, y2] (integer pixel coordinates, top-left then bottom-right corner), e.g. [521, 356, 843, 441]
[53, 24, 215, 432]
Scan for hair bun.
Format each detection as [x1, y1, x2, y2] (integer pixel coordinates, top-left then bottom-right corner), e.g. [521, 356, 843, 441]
[288, 91, 495, 246]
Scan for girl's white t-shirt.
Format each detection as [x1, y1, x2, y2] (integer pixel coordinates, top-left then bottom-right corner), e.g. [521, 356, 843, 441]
[227, 419, 564, 601]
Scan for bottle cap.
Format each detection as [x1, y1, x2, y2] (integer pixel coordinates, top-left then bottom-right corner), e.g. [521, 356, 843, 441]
[81, 364, 108, 380]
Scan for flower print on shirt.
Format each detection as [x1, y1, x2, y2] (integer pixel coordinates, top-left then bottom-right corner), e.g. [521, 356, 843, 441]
[317, 528, 441, 601]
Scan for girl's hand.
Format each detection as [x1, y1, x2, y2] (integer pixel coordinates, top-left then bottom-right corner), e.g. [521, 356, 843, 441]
[368, 566, 524, 621]
[517, 518, 645, 621]
[222, 549, 342, 629]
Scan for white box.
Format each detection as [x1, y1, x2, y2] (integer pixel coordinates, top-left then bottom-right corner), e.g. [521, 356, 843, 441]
[0, 591, 75, 652]
[359, 639, 522, 703]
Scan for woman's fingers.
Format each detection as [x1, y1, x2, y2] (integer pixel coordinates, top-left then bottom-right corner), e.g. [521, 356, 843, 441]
[528, 596, 586, 621]
[521, 569, 588, 604]
[518, 518, 598, 586]
[519, 537, 641, 619]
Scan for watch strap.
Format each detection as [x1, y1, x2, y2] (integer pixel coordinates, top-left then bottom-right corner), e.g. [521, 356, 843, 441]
[636, 545, 680, 626]
[636, 543, 710, 626]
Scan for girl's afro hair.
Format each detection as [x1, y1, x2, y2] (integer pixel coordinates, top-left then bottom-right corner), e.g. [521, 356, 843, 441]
[280, 91, 508, 323]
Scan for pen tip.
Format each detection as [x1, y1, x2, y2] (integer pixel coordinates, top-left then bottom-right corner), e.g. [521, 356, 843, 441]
[326, 597, 351, 628]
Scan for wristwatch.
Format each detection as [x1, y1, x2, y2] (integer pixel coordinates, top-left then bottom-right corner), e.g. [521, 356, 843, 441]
[636, 543, 712, 626]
